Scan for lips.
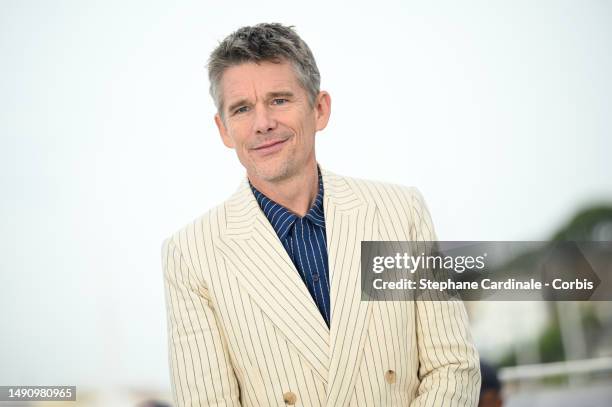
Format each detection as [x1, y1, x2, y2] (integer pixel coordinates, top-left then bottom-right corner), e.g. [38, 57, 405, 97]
[251, 137, 289, 157]
[253, 138, 288, 150]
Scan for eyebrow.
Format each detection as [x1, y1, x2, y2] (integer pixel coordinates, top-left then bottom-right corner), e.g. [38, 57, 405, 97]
[268, 91, 294, 99]
[226, 91, 295, 114]
[227, 98, 250, 114]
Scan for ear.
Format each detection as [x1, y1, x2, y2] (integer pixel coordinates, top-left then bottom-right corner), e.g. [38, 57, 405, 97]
[214, 113, 235, 149]
[314, 91, 331, 132]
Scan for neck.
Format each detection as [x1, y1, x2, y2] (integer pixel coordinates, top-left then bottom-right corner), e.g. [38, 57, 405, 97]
[249, 162, 319, 217]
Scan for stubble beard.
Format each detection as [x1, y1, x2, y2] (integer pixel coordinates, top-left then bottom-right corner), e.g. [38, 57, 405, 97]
[244, 138, 315, 185]
[250, 155, 296, 184]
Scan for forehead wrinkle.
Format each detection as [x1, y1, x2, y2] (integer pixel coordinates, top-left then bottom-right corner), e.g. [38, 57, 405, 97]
[223, 81, 258, 113]
[221, 61, 304, 112]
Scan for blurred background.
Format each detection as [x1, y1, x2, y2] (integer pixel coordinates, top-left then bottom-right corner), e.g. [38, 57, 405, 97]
[1, 0, 610, 406]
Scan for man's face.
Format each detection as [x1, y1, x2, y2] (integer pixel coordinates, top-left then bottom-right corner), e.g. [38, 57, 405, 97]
[214, 60, 330, 184]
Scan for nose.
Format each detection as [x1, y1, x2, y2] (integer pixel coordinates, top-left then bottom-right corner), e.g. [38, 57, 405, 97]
[253, 104, 277, 134]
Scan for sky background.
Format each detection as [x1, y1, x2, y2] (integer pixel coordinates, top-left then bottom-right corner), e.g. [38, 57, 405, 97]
[1, 0, 611, 393]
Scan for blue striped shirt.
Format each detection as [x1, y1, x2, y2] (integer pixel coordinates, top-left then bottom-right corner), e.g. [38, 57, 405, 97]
[250, 172, 330, 327]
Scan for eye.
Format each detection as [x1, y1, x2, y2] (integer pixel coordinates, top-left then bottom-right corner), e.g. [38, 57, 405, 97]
[234, 106, 250, 115]
[272, 98, 289, 105]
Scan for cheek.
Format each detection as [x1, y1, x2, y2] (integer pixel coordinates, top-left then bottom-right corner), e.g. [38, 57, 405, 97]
[300, 122, 317, 147]
[227, 124, 250, 149]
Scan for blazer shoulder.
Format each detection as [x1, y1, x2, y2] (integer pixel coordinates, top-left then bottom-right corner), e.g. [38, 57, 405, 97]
[333, 173, 428, 209]
[331, 172, 436, 240]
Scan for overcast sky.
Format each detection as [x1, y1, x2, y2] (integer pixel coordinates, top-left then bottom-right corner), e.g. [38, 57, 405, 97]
[1, 0, 610, 392]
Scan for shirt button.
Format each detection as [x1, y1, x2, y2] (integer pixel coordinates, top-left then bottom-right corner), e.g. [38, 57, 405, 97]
[385, 369, 396, 384]
[312, 273, 319, 282]
[283, 391, 297, 405]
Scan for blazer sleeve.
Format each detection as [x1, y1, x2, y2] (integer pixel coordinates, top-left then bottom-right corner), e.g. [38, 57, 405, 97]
[162, 237, 241, 407]
[407, 189, 481, 407]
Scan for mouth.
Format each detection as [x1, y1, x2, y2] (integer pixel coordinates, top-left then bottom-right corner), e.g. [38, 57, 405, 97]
[252, 138, 289, 155]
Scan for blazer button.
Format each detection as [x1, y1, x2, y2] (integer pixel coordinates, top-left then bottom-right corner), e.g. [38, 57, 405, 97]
[283, 391, 297, 405]
[385, 369, 396, 384]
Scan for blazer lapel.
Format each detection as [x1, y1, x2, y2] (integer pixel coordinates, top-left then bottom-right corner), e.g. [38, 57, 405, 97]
[322, 168, 377, 407]
[215, 180, 330, 381]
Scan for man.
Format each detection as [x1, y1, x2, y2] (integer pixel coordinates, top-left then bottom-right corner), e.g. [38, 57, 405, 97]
[162, 23, 480, 407]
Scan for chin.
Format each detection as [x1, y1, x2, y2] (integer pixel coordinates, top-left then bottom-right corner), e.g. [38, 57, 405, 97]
[252, 161, 293, 183]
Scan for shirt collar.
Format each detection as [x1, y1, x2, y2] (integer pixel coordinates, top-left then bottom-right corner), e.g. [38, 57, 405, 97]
[250, 168, 326, 240]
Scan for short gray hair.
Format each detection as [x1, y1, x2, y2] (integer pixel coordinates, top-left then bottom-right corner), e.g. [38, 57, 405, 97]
[207, 23, 321, 116]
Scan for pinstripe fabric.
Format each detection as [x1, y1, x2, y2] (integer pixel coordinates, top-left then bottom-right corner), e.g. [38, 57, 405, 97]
[162, 167, 481, 407]
[250, 170, 330, 327]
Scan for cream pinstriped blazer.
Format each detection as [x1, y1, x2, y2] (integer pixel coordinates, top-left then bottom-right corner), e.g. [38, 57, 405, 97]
[162, 167, 481, 407]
